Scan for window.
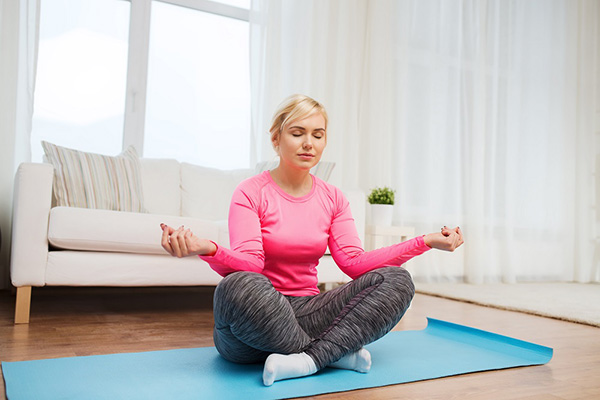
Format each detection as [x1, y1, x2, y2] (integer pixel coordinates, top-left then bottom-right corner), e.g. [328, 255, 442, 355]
[143, 1, 250, 168]
[31, 0, 130, 162]
[31, 0, 251, 170]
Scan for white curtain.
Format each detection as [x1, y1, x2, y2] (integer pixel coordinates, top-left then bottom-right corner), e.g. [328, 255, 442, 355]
[249, 0, 369, 186]
[0, 0, 39, 288]
[250, 0, 600, 283]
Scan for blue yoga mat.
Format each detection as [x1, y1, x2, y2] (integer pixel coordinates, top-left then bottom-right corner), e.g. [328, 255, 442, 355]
[2, 318, 552, 400]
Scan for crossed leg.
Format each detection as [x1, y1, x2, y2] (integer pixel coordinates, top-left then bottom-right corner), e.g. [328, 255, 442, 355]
[212, 267, 415, 385]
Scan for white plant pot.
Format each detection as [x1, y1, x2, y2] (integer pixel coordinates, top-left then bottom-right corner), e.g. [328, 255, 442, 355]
[370, 204, 394, 226]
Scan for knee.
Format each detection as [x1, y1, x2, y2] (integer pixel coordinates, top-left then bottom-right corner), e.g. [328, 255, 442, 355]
[378, 267, 415, 306]
[214, 272, 270, 325]
[354, 267, 415, 332]
[214, 272, 263, 309]
[215, 272, 268, 298]
[219, 270, 266, 286]
[214, 271, 284, 312]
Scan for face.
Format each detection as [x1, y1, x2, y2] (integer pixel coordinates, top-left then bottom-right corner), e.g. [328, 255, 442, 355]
[273, 112, 327, 172]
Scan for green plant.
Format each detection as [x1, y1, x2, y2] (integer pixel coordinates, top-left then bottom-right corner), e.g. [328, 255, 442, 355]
[367, 186, 396, 205]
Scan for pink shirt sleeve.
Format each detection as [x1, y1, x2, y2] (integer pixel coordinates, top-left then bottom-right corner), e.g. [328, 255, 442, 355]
[328, 193, 431, 279]
[198, 186, 264, 276]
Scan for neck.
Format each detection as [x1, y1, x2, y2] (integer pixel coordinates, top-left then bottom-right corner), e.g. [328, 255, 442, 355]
[270, 163, 313, 197]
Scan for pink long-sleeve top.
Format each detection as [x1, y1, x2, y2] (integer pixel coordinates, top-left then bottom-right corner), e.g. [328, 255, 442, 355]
[199, 171, 430, 296]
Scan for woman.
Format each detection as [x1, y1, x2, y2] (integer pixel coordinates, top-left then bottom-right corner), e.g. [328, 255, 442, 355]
[161, 94, 464, 386]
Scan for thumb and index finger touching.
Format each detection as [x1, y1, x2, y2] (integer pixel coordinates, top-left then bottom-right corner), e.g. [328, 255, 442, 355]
[441, 225, 464, 248]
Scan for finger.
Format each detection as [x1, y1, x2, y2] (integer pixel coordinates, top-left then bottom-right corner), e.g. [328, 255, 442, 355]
[446, 232, 460, 251]
[452, 226, 461, 240]
[161, 226, 174, 254]
[456, 227, 464, 246]
[452, 233, 461, 250]
[178, 229, 189, 256]
[454, 232, 463, 249]
[184, 229, 196, 254]
[441, 226, 453, 237]
[161, 223, 176, 235]
[170, 230, 183, 257]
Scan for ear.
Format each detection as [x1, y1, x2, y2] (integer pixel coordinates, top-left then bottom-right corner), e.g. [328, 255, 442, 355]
[271, 132, 280, 149]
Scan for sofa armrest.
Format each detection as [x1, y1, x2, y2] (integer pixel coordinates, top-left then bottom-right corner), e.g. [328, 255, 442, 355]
[10, 163, 54, 287]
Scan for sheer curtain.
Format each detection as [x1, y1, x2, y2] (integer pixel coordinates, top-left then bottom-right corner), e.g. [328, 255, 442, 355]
[0, 0, 39, 288]
[249, 0, 369, 184]
[250, 0, 599, 283]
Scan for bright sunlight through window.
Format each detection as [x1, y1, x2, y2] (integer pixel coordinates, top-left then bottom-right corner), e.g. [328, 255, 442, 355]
[31, 0, 130, 161]
[143, 1, 251, 169]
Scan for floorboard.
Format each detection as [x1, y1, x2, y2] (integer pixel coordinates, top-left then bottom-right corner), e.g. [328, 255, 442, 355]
[0, 286, 598, 399]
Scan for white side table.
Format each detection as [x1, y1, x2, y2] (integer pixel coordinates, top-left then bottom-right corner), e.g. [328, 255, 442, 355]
[366, 225, 416, 251]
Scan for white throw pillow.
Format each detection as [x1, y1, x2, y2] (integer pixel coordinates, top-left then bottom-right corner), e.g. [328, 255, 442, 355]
[139, 158, 182, 216]
[41, 141, 146, 213]
[181, 163, 254, 220]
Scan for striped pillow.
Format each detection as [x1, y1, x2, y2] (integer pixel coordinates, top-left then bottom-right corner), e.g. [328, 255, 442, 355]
[42, 141, 146, 212]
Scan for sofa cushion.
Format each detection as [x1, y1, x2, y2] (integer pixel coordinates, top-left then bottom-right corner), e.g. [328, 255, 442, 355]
[45, 251, 223, 286]
[41, 141, 146, 212]
[181, 163, 253, 220]
[140, 158, 181, 216]
[48, 207, 221, 255]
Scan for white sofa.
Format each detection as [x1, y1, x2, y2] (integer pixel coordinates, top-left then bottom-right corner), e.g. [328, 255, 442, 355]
[10, 159, 363, 323]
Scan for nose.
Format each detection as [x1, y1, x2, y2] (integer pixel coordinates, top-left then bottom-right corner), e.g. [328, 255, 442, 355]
[302, 137, 313, 150]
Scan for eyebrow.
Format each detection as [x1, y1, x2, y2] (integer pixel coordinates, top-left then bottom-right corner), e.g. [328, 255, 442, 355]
[289, 126, 326, 132]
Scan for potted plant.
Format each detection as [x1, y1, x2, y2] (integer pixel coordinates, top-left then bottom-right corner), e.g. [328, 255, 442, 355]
[367, 186, 396, 226]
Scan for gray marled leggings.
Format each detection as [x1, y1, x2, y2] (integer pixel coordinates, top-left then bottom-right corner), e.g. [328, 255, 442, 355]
[212, 266, 415, 370]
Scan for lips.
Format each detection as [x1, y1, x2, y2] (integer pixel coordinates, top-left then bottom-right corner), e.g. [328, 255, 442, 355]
[298, 153, 315, 160]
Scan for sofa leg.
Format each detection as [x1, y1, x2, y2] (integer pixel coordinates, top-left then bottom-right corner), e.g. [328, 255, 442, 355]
[14, 286, 32, 324]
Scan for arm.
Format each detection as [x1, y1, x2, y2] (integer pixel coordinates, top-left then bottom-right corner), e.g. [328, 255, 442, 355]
[161, 185, 265, 276]
[10, 163, 54, 287]
[328, 193, 463, 279]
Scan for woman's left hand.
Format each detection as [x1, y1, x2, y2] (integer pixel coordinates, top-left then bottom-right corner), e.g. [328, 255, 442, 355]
[423, 226, 464, 252]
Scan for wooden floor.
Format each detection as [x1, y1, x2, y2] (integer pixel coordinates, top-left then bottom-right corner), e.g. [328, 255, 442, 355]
[0, 286, 599, 399]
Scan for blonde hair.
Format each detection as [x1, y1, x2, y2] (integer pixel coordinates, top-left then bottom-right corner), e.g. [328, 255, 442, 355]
[269, 94, 328, 145]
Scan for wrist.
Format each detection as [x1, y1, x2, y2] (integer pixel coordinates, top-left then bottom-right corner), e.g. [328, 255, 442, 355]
[423, 234, 433, 248]
[203, 240, 218, 257]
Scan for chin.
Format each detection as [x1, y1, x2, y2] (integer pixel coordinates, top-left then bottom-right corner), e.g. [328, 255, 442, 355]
[298, 160, 319, 170]
[281, 156, 320, 171]
[293, 165, 314, 172]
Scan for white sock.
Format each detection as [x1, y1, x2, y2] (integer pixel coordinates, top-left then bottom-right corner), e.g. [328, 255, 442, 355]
[329, 348, 372, 373]
[262, 352, 318, 386]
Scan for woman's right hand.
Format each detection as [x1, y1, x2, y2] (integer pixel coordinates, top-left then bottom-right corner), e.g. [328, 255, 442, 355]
[423, 226, 464, 252]
[160, 223, 217, 257]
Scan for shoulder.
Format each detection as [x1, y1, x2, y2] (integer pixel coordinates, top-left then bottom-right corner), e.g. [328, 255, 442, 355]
[236, 171, 270, 192]
[313, 175, 348, 210]
[231, 171, 270, 205]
